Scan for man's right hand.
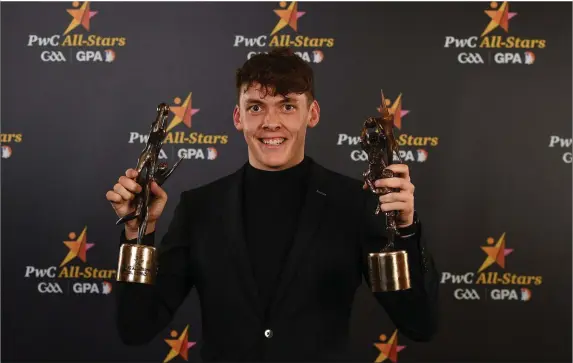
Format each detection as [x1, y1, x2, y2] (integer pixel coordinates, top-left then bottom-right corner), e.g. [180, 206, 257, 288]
[106, 168, 169, 240]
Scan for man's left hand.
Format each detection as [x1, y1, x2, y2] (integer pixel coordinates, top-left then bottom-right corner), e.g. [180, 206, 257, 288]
[363, 164, 415, 228]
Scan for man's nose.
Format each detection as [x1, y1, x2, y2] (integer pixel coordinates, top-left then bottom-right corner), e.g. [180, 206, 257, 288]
[262, 123, 281, 131]
[262, 112, 281, 131]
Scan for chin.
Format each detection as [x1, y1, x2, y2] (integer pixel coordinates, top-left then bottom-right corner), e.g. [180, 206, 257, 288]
[259, 153, 291, 169]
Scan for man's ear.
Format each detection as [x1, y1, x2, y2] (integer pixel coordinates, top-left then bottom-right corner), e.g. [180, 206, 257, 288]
[233, 105, 243, 131]
[307, 100, 320, 128]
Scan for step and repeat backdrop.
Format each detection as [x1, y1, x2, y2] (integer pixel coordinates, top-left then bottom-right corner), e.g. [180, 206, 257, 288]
[1, 1, 571, 362]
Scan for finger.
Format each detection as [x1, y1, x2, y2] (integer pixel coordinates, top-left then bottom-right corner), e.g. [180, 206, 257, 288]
[379, 191, 413, 204]
[362, 182, 368, 190]
[379, 201, 409, 213]
[119, 176, 142, 194]
[385, 164, 410, 180]
[150, 181, 167, 200]
[113, 183, 134, 201]
[374, 177, 413, 192]
[126, 168, 138, 179]
[106, 190, 123, 204]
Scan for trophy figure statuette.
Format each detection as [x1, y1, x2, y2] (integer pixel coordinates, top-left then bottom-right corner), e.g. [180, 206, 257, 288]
[115, 103, 183, 285]
[360, 90, 411, 292]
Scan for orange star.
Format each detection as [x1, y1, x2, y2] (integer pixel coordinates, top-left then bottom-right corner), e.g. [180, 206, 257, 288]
[60, 226, 94, 267]
[374, 330, 406, 363]
[271, 2, 305, 36]
[477, 232, 514, 273]
[64, 2, 98, 36]
[166, 93, 200, 132]
[481, 1, 517, 37]
[164, 325, 196, 363]
[377, 91, 409, 130]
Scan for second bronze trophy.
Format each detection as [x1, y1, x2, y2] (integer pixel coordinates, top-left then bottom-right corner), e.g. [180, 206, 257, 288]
[360, 91, 412, 292]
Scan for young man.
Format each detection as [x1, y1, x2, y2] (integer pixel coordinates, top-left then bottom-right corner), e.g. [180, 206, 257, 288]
[107, 47, 439, 362]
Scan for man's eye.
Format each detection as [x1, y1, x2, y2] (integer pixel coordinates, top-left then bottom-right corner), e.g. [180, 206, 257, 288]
[283, 104, 295, 111]
[249, 105, 261, 112]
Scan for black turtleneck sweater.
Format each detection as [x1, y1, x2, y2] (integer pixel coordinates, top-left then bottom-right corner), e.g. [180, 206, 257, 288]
[242, 156, 311, 316]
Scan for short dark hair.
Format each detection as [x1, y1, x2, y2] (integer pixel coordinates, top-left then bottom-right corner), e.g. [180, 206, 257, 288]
[235, 47, 315, 105]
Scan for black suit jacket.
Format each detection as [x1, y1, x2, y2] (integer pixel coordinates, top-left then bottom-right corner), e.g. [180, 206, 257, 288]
[115, 157, 439, 362]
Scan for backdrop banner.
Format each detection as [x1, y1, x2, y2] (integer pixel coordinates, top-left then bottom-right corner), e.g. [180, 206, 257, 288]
[1, 1, 571, 362]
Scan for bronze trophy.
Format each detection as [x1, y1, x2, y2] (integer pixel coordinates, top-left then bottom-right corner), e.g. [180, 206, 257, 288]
[360, 91, 411, 292]
[115, 103, 183, 285]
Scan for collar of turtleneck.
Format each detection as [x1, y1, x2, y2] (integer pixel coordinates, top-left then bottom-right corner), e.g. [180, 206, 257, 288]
[244, 156, 312, 189]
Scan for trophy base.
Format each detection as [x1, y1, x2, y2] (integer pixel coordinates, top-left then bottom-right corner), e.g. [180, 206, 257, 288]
[368, 250, 411, 292]
[116, 243, 157, 285]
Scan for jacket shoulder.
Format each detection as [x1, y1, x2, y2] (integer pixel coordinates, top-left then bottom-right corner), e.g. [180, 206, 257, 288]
[317, 163, 364, 194]
[179, 166, 242, 201]
[313, 162, 371, 210]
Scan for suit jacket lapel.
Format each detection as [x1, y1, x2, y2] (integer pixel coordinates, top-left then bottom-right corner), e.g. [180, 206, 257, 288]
[222, 164, 264, 320]
[268, 159, 329, 315]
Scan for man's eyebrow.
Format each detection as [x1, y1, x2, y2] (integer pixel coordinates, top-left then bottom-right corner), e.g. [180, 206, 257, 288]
[244, 98, 264, 104]
[279, 96, 299, 103]
[243, 97, 299, 104]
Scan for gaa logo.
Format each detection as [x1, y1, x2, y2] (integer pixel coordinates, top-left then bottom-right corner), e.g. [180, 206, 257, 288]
[41, 51, 67, 62]
[38, 282, 63, 294]
[454, 288, 480, 300]
[457, 53, 484, 64]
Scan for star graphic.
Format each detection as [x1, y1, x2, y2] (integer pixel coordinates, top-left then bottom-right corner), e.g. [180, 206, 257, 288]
[271, 1, 305, 36]
[164, 325, 196, 363]
[166, 93, 200, 132]
[481, 1, 517, 37]
[60, 226, 95, 267]
[377, 91, 409, 130]
[477, 232, 514, 273]
[374, 330, 406, 363]
[64, 2, 98, 36]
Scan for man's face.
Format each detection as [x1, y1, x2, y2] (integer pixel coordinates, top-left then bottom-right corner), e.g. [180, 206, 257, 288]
[233, 83, 320, 171]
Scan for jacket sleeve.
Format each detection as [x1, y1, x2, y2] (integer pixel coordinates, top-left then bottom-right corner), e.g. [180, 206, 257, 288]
[360, 194, 439, 342]
[115, 191, 194, 345]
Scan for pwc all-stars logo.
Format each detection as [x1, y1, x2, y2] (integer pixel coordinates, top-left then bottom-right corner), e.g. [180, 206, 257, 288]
[23, 226, 116, 295]
[336, 91, 439, 163]
[26, 1, 126, 63]
[440, 232, 542, 302]
[128, 92, 228, 161]
[233, 1, 334, 63]
[444, 1, 546, 65]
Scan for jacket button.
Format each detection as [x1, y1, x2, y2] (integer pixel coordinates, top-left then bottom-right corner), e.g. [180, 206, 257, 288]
[264, 329, 273, 338]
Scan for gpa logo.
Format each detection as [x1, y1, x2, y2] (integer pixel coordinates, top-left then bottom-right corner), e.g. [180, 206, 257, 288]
[72, 281, 112, 294]
[441, 233, 542, 303]
[0, 133, 23, 159]
[26, 2, 126, 63]
[233, 2, 335, 63]
[338, 92, 439, 163]
[1, 145, 13, 159]
[444, 2, 546, 65]
[128, 92, 228, 162]
[490, 288, 531, 301]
